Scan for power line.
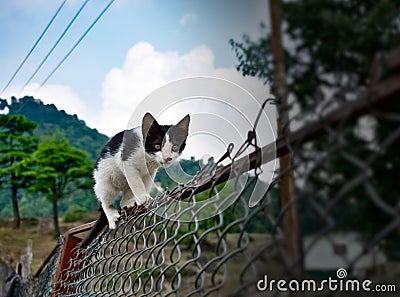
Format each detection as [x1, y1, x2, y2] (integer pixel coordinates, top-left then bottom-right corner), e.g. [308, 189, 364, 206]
[20, 0, 90, 95]
[0, 0, 67, 97]
[38, 0, 115, 90]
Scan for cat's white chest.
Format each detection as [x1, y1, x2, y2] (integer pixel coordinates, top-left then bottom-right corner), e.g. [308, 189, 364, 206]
[122, 147, 159, 178]
[95, 156, 128, 190]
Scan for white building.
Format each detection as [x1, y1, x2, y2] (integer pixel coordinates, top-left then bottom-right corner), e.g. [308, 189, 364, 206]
[304, 232, 386, 277]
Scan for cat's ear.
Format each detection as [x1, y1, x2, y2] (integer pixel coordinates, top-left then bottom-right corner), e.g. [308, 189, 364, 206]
[175, 114, 190, 135]
[142, 112, 158, 136]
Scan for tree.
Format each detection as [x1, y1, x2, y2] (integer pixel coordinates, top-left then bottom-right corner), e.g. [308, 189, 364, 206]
[230, 0, 400, 257]
[232, 0, 400, 105]
[7, 96, 108, 160]
[24, 132, 93, 235]
[0, 115, 38, 228]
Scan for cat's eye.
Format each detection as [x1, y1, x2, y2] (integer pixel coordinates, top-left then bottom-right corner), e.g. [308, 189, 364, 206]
[172, 145, 179, 152]
[154, 144, 161, 150]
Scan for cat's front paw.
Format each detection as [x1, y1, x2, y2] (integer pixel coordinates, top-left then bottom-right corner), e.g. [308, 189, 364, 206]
[106, 210, 120, 229]
[135, 194, 151, 206]
[120, 198, 136, 210]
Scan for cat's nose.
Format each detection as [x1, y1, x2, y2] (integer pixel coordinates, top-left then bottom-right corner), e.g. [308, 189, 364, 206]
[164, 157, 172, 162]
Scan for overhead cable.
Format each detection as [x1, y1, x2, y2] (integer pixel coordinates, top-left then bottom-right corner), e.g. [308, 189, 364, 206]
[20, 0, 90, 95]
[39, 0, 115, 90]
[0, 0, 67, 97]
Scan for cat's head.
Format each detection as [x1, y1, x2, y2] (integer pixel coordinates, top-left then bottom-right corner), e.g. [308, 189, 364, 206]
[141, 113, 190, 167]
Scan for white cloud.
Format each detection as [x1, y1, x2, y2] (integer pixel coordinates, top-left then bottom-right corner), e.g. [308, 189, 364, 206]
[99, 42, 219, 135]
[99, 42, 276, 167]
[179, 11, 197, 26]
[16, 83, 88, 119]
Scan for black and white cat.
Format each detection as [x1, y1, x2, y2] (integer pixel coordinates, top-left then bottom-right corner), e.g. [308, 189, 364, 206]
[80, 113, 190, 248]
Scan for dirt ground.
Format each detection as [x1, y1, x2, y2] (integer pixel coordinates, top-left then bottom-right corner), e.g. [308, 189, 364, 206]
[0, 213, 97, 274]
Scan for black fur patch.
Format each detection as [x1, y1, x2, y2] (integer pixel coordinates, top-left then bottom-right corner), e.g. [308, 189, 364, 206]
[167, 125, 188, 153]
[122, 129, 140, 161]
[94, 131, 124, 169]
[143, 124, 170, 155]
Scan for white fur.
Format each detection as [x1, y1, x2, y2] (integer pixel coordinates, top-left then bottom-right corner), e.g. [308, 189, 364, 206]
[94, 128, 179, 229]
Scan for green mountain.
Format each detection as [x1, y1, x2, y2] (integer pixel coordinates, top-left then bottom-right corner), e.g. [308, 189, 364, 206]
[7, 96, 108, 160]
[0, 95, 203, 219]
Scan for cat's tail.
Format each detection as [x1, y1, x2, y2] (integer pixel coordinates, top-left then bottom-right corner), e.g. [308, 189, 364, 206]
[79, 207, 108, 248]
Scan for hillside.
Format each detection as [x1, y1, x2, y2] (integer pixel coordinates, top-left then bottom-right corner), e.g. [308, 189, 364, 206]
[4, 95, 203, 188]
[0, 96, 203, 219]
[6, 96, 108, 160]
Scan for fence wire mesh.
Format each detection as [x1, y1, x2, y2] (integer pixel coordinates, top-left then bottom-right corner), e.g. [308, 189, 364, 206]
[5, 236, 63, 297]
[16, 52, 400, 297]
[30, 237, 64, 297]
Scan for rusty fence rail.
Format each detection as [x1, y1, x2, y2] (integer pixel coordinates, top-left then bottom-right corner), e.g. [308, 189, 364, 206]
[9, 49, 400, 296]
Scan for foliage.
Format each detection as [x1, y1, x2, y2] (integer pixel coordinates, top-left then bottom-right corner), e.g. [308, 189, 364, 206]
[63, 205, 86, 222]
[230, 0, 400, 106]
[5, 96, 108, 160]
[0, 188, 98, 219]
[0, 114, 38, 227]
[197, 176, 278, 233]
[0, 96, 108, 220]
[23, 132, 93, 234]
[230, 22, 273, 85]
[230, 0, 400, 258]
[154, 157, 201, 190]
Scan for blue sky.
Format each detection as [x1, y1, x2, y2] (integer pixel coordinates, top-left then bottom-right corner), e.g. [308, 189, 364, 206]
[0, 0, 275, 169]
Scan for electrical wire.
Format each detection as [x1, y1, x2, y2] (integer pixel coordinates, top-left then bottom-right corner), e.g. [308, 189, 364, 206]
[0, 0, 67, 97]
[1, 0, 115, 133]
[19, 0, 90, 95]
[38, 0, 115, 91]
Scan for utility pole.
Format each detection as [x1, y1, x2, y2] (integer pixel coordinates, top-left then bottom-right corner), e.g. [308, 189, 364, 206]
[269, 0, 304, 283]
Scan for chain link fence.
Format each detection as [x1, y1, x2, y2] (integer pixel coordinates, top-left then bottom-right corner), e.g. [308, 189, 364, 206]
[5, 50, 400, 297]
